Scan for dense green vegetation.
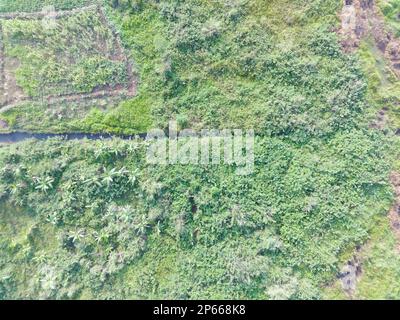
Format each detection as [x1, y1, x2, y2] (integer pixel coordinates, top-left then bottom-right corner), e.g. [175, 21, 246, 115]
[1, 0, 367, 137]
[2, 9, 127, 97]
[325, 214, 400, 299]
[115, 0, 365, 139]
[0, 0, 399, 300]
[379, 0, 400, 37]
[0, 131, 394, 299]
[0, 97, 152, 134]
[0, 0, 94, 13]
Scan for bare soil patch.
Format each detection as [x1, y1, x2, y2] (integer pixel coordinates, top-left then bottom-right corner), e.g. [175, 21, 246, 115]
[2, 57, 26, 106]
[339, 0, 400, 77]
[0, 119, 8, 129]
[338, 254, 363, 296]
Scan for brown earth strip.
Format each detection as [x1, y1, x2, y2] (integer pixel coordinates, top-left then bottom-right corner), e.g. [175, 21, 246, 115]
[389, 172, 400, 252]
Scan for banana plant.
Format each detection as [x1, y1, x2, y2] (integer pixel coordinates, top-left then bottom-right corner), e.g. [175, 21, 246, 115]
[69, 229, 86, 244]
[34, 176, 55, 193]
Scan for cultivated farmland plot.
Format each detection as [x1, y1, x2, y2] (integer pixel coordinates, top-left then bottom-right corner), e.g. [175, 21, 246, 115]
[0, 0, 94, 13]
[0, 2, 136, 119]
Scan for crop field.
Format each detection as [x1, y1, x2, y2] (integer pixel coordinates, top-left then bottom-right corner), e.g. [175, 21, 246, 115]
[0, 3, 137, 131]
[0, 0, 95, 13]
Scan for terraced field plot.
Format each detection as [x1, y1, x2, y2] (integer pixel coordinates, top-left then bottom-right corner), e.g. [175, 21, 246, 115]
[0, 0, 94, 13]
[0, 5, 136, 114]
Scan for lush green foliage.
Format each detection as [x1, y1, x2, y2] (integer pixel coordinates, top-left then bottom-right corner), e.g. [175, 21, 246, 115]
[0, 0, 94, 13]
[79, 97, 153, 134]
[125, 0, 363, 141]
[2, 9, 127, 97]
[0, 130, 393, 299]
[379, 0, 400, 37]
[0, 96, 151, 134]
[2, 0, 364, 138]
[0, 0, 399, 300]
[324, 213, 400, 300]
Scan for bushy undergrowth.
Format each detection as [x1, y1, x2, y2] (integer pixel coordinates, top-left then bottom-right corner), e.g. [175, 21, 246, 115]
[120, 0, 361, 141]
[0, 0, 95, 13]
[0, 130, 393, 299]
[379, 0, 400, 37]
[2, 0, 362, 137]
[0, 0, 398, 300]
[2, 9, 127, 97]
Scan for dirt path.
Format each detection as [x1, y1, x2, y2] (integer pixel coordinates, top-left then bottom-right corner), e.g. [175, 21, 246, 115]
[389, 172, 400, 252]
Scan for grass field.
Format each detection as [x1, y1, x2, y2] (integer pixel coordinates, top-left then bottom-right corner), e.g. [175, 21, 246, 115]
[0, 0, 399, 300]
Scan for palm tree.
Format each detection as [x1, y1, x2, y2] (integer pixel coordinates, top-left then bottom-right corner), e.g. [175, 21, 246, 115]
[33, 251, 47, 264]
[128, 168, 139, 186]
[230, 205, 247, 228]
[94, 231, 110, 245]
[83, 176, 102, 187]
[154, 221, 162, 236]
[134, 214, 150, 236]
[102, 167, 119, 187]
[69, 229, 85, 244]
[118, 167, 129, 176]
[34, 176, 54, 193]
